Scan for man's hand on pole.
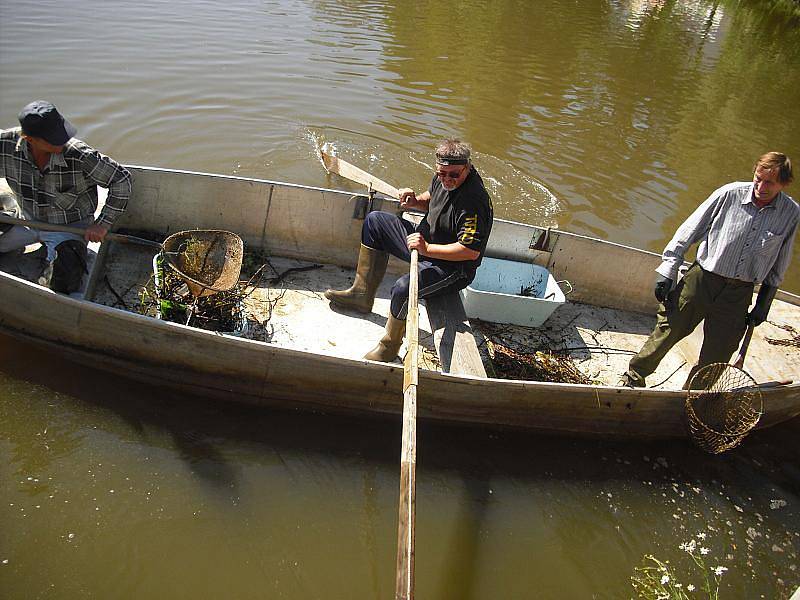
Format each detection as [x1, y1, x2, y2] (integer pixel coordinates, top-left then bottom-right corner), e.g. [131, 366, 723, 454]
[84, 222, 110, 243]
[406, 232, 428, 255]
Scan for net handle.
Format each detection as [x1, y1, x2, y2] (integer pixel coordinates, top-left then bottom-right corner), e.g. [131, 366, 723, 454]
[732, 324, 755, 369]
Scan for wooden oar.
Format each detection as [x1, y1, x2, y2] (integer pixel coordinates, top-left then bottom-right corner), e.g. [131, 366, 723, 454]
[320, 150, 401, 199]
[397, 247, 419, 600]
[0, 214, 162, 249]
[320, 151, 418, 598]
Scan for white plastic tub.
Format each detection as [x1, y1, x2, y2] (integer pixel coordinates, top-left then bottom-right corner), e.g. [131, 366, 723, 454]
[460, 257, 566, 327]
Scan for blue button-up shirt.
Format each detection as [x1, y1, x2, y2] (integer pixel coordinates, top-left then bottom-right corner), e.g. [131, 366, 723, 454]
[0, 127, 131, 227]
[657, 181, 799, 287]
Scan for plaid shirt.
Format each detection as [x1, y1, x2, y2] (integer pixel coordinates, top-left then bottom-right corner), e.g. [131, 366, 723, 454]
[0, 127, 131, 227]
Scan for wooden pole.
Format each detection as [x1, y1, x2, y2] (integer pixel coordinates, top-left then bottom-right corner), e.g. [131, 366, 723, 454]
[732, 324, 754, 369]
[0, 214, 162, 249]
[318, 151, 418, 597]
[396, 248, 419, 600]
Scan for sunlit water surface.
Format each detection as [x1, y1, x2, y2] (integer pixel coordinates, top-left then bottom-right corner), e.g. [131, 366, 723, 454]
[1, 0, 799, 598]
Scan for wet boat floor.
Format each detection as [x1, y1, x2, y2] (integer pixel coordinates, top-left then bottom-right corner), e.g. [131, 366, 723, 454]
[84, 243, 698, 388]
[6, 242, 798, 390]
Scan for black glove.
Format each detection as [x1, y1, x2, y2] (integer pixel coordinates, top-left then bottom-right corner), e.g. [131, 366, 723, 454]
[654, 274, 673, 303]
[747, 284, 777, 326]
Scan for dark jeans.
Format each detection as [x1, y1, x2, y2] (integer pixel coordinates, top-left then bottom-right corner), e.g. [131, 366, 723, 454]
[362, 211, 471, 319]
[627, 263, 753, 385]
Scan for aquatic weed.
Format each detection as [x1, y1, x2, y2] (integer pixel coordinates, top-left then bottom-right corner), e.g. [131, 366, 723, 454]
[632, 534, 728, 599]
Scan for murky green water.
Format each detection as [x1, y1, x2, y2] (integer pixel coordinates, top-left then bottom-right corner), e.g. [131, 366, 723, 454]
[1, 0, 799, 597]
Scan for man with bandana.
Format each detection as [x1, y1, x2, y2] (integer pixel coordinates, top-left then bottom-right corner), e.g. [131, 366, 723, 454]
[325, 139, 493, 362]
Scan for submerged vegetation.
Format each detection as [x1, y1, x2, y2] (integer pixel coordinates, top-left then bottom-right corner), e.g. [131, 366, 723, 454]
[139, 253, 246, 331]
[632, 534, 730, 599]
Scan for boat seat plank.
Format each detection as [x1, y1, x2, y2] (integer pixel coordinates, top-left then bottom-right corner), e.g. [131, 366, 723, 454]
[425, 291, 487, 378]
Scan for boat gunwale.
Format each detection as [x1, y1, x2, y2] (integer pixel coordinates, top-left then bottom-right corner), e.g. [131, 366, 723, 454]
[121, 165, 800, 305]
[1, 266, 798, 398]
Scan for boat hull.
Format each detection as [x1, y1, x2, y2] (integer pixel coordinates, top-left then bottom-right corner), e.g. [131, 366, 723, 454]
[1, 166, 799, 438]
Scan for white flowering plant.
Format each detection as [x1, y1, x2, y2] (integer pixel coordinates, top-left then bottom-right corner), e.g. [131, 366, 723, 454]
[631, 535, 728, 599]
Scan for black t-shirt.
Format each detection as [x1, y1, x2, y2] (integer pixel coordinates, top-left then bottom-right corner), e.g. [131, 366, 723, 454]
[417, 166, 493, 276]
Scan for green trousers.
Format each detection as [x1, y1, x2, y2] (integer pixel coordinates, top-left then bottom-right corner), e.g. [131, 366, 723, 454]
[627, 264, 753, 387]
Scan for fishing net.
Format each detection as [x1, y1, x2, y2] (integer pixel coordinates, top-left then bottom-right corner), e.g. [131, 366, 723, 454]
[685, 363, 763, 454]
[162, 230, 243, 297]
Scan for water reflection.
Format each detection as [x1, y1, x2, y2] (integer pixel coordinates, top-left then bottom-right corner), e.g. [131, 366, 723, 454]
[0, 381, 86, 485]
[1, 333, 797, 598]
[621, 0, 724, 38]
[1, 0, 800, 596]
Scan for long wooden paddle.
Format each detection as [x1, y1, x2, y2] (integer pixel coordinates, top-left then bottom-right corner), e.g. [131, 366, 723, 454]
[397, 248, 419, 599]
[0, 214, 162, 249]
[320, 150, 418, 598]
[320, 151, 401, 200]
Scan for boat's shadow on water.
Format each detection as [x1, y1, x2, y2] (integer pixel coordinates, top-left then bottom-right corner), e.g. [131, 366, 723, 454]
[3, 333, 798, 598]
[2, 331, 798, 485]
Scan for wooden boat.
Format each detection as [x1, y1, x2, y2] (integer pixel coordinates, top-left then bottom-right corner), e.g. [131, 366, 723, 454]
[1, 165, 798, 439]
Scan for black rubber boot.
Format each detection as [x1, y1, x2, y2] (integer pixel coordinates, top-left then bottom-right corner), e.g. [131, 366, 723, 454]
[50, 239, 88, 294]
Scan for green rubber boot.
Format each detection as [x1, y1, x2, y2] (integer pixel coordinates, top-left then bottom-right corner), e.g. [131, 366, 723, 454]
[364, 315, 406, 362]
[324, 244, 388, 313]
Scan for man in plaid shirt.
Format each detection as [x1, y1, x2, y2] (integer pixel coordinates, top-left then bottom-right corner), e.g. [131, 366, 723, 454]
[0, 100, 132, 293]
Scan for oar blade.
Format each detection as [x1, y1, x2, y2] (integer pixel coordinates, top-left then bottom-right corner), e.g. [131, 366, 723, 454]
[320, 151, 401, 199]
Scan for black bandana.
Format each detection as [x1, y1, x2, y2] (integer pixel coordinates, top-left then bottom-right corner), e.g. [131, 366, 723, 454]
[435, 154, 469, 166]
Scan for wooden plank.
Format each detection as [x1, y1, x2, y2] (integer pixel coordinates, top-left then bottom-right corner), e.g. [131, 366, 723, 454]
[425, 291, 487, 378]
[83, 238, 112, 301]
